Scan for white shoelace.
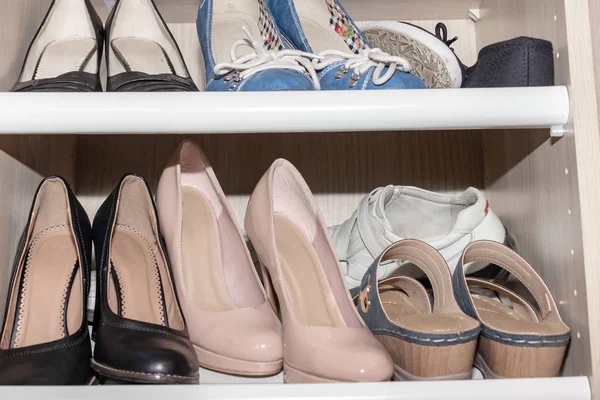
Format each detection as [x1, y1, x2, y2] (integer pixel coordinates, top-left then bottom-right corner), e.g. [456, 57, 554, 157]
[213, 27, 322, 90]
[312, 48, 412, 87]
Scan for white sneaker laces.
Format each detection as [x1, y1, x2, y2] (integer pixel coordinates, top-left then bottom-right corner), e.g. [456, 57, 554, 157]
[213, 26, 322, 90]
[312, 48, 412, 87]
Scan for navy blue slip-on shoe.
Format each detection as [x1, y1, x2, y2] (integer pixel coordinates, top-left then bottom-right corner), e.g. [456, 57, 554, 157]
[453, 241, 570, 378]
[463, 36, 554, 88]
[356, 240, 480, 381]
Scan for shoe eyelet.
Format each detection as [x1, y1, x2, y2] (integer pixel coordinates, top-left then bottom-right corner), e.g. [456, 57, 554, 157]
[224, 74, 233, 82]
[348, 73, 361, 88]
[334, 67, 349, 80]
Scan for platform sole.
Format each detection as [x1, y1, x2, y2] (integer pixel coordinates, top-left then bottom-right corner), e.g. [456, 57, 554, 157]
[91, 358, 199, 384]
[194, 344, 282, 377]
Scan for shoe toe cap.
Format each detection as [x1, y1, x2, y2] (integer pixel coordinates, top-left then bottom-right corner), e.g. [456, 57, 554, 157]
[199, 303, 283, 364]
[94, 327, 199, 380]
[328, 336, 394, 382]
[294, 328, 394, 382]
[134, 337, 199, 378]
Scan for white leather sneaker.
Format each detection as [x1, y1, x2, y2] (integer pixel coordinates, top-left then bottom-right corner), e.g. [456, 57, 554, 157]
[329, 185, 508, 290]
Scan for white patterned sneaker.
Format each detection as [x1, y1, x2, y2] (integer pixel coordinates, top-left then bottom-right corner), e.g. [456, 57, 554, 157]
[358, 21, 464, 88]
[329, 185, 509, 290]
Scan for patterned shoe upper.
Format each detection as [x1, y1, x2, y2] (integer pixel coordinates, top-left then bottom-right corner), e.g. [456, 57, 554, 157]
[197, 0, 318, 91]
[268, 0, 427, 90]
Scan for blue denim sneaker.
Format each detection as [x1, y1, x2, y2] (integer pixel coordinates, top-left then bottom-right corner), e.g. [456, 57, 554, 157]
[197, 0, 319, 91]
[268, 0, 427, 90]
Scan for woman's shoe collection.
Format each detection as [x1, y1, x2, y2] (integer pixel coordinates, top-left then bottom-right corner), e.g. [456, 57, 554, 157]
[2, 0, 568, 386]
[0, 140, 570, 385]
[11, 0, 552, 92]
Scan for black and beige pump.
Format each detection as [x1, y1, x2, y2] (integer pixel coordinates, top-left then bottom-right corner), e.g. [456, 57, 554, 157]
[0, 177, 94, 385]
[105, 0, 198, 92]
[91, 174, 198, 384]
[11, 0, 104, 92]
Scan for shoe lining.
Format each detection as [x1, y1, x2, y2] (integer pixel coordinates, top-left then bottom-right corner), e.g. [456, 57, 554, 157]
[271, 161, 362, 328]
[110, 225, 166, 325]
[179, 141, 264, 309]
[107, 176, 184, 330]
[0, 179, 81, 350]
[181, 186, 237, 311]
[210, 0, 263, 65]
[108, 0, 189, 77]
[111, 37, 175, 75]
[274, 214, 345, 327]
[19, 0, 97, 81]
[12, 227, 79, 348]
[293, 0, 363, 54]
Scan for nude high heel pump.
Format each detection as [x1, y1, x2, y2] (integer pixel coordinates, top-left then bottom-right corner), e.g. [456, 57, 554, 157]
[245, 159, 394, 383]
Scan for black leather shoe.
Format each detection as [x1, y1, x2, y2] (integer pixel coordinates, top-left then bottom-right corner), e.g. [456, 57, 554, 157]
[11, 0, 104, 92]
[91, 174, 199, 384]
[0, 177, 93, 385]
[105, 0, 198, 92]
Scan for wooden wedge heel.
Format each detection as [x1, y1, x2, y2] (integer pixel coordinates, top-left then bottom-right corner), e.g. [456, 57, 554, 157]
[453, 240, 571, 378]
[356, 240, 480, 381]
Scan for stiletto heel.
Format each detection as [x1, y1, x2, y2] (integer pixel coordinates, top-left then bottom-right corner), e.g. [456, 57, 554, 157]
[245, 159, 393, 383]
[257, 258, 279, 315]
[157, 140, 282, 377]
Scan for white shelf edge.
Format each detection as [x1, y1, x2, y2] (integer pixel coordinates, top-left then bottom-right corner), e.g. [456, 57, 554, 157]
[0, 376, 590, 400]
[0, 87, 569, 134]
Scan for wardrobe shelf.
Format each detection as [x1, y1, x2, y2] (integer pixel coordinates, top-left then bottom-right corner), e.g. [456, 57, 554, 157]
[0, 86, 569, 134]
[0, 376, 590, 400]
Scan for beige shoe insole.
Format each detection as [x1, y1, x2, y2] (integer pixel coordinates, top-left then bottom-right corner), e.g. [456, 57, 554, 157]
[471, 294, 564, 336]
[379, 287, 429, 322]
[111, 37, 174, 75]
[181, 186, 236, 312]
[274, 214, 345, 327]
[381, 280, 479, 334]
[11, 226, 80, 348]
[110, 225, 167, 326]
[33, 38, 97, 80]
